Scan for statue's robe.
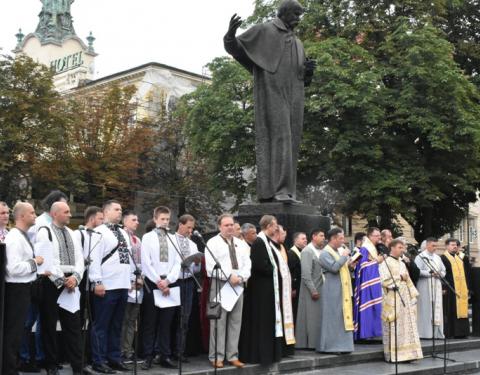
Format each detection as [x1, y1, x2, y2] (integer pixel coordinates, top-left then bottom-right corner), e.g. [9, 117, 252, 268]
[224, 18, 306, 200]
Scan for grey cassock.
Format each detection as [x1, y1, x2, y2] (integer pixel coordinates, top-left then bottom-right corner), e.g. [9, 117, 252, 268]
[414, 251, 446, 339]
[295, 244, 323, 349]
[316, 251, 354, 353]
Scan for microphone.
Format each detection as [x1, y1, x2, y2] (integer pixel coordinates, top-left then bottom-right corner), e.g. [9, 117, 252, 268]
[78, 225, 101, 235]
[192, 230, 203, 239]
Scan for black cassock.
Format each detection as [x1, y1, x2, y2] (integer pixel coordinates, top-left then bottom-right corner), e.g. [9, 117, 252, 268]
[239, 237, 294, 365]
[404, 258, 420, 286]
[287, 248, 301, 321]
[441, 254, 470, 338]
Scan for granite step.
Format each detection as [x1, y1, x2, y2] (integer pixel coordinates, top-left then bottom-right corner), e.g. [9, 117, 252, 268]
[23, 338, 480, 375]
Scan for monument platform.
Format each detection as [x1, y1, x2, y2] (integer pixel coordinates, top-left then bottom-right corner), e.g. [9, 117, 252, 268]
[237, 202, 330, 245]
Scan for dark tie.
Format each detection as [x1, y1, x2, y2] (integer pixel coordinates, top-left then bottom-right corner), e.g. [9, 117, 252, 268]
[227, 239, 239, 270]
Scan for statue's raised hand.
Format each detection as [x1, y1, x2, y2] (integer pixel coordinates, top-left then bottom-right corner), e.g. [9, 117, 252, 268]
[227, 14, 243, 38]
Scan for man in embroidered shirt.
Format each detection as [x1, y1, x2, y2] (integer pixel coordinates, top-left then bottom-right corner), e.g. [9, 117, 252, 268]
[74, 206, 103, 328]
[140, 206, 181, 370]
[36, 202, 85, 375]
[2, 202, 43, 375]
[120, 210, 143, 363]
[21, 190, 68, 372]
[206, 214, 251, 369]
[90, 200, 134, 374]
[173, 214, 201, 363]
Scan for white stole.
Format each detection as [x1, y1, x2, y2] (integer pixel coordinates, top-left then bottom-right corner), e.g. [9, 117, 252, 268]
[272, 244, 296, 344]
[258, 231, 283, 338]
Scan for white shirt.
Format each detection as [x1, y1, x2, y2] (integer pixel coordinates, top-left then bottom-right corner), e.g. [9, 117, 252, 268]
[28, 212, 52, 243]
[73, 228, 103, 261]
[174, 233, 202, 279]
[141, 229, 181, 285]
[89, 223, 134, 290]
[205, 234, 251, 281]
[5, 228, 37, 283]
[36, 223, 85, 286]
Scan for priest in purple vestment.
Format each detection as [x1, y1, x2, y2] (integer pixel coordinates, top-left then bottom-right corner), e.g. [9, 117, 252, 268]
[353, 227, 383, 340]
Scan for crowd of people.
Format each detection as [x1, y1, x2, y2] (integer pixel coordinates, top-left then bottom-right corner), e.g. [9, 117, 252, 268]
[0, 190, 475, 374]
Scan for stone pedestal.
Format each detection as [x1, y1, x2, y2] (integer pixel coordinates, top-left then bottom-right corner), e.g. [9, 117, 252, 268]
[237, 202, 330, 247]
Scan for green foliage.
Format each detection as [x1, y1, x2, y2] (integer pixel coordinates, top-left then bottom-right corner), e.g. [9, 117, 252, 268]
[60, 85, 156, 206]
[139, 95, 224, 225]
[182, 57, 255, 207]
[0, 54, 63, 204]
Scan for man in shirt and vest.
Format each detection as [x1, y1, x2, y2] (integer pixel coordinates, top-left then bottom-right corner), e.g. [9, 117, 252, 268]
[205, 214, 251, 369]
[36, 202, 85, 375]
[141, 206, 181, 370]
[174, 214, 201, 362]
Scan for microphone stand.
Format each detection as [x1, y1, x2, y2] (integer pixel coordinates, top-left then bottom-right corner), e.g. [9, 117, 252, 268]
[415, 251, 458, 373]
[126, 236, 147, 375]
[158, 227, 203, 375]
[80, 230, 102, 373]
[213, 264, 220, 375]
[382, 255, 405, 375]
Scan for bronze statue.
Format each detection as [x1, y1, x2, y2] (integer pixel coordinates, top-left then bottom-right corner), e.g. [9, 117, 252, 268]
[36, 0, 75, 42]
[224, 0, 315, 203]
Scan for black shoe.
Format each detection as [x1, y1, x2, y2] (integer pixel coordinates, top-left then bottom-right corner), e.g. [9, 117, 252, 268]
[152, 354, 162, 365]
[19, 360, 41, 373]
[173, 353, 190, 363]
[160, 357, 178, 369]
[92, 363, 116, 374]
[46, 368, 60, 375]
[141, 358, 153, 370]
[108, 361, 130, 371]
[73, 367, 94, 375]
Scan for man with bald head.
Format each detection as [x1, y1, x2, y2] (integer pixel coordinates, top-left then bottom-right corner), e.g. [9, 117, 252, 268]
[20, 190, 68, 371]
[3, 202, 43, 375]
[36, 201, 85, 375]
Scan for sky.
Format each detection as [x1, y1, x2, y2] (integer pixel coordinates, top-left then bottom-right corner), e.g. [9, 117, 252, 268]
[0, 0, 256, 78]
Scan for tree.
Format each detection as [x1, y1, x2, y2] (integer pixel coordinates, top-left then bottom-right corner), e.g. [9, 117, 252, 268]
[139, 92, 224, 225]
[184, 1, 480, 241]
[0, 54, 65, 204]
[59, 85, 156, 206]
[182, 57, 255, 207]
